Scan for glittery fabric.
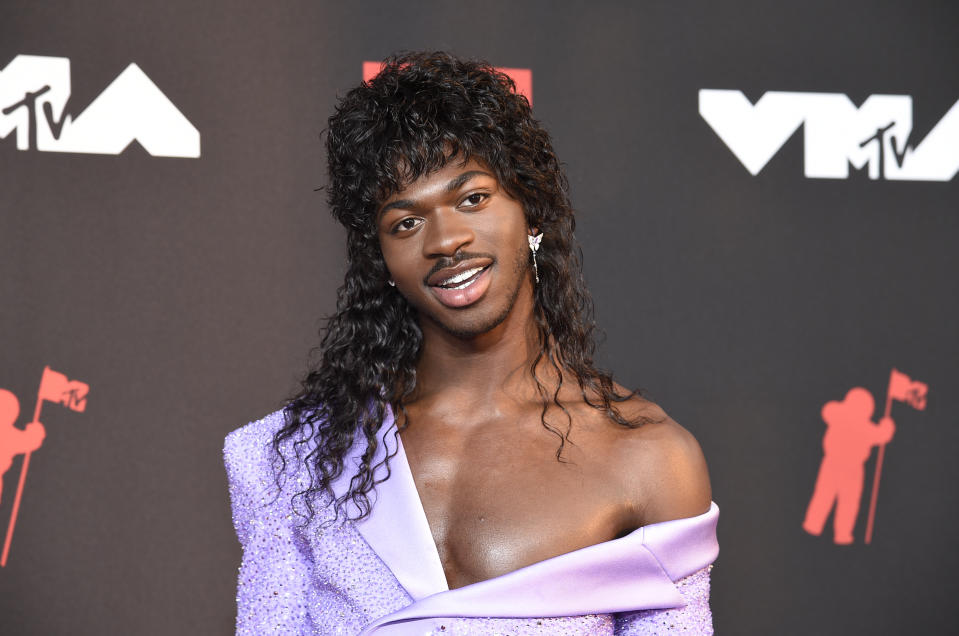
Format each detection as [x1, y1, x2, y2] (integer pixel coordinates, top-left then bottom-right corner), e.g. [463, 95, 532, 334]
[225, 410, 717, 635]
[614, 566, 713, 635]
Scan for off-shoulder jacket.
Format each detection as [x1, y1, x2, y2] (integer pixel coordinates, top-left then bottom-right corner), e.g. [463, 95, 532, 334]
[224, 409, 719, 635]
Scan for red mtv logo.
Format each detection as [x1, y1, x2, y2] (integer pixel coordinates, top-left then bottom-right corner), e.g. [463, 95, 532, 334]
[362, 61, 533, 105]
[802, 368, 928, 545]
[1, 366, 89, 566]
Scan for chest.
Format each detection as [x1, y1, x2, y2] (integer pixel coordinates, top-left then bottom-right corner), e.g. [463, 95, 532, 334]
[399, 413, 627, 589]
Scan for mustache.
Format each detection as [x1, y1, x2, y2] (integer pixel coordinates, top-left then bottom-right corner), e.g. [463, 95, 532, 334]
[422, 251, 496, 285]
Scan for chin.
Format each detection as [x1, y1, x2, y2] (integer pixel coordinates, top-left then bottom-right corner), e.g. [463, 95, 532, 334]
[428, 302, 515, 339]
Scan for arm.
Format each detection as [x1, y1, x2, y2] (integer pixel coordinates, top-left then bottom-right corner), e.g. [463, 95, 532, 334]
[25, 421, 46, 451]
[617, 405, 712, 530]
[224, 423, 314, 635]
[613, 406, 715, 634]
[872, 416, 895, 445]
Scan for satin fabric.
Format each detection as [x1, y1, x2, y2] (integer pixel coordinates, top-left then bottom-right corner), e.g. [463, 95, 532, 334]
[225, 408, 719, 634]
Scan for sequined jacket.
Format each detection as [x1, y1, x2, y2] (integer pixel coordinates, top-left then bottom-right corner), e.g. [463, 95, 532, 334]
[224, 409, 720, 635]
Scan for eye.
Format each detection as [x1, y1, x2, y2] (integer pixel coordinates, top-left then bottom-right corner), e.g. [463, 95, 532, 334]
[460, 192, 489, 208]
[391, 217, 422, 234]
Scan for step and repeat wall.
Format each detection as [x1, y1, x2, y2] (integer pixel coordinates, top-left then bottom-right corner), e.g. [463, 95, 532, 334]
[2, 1, 956, 634]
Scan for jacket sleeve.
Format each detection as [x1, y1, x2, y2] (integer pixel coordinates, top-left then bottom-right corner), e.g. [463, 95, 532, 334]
[224, 423, 315, 635]
[613, 566, 714, 635]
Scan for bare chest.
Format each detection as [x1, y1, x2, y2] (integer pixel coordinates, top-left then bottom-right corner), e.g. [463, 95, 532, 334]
[399, 417, 627, 589]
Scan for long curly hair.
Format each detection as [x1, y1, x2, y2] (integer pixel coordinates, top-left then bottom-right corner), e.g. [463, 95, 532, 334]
[274, 51, 641, 523]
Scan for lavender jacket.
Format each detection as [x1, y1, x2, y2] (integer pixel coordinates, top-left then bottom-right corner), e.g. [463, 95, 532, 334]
[224, 409, 719, 635]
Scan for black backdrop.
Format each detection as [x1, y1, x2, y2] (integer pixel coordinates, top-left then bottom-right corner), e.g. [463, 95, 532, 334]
[2, 1, 957, 634]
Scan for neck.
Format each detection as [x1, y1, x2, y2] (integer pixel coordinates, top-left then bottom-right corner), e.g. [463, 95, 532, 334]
[412, 283, 542, 409]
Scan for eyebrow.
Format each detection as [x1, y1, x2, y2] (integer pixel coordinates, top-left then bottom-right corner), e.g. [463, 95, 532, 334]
[378, 170, 494, 218]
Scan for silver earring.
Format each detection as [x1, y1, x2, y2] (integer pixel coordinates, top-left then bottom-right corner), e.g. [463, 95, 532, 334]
[528, 231, 543, 283]
[388, 279, 395, 287]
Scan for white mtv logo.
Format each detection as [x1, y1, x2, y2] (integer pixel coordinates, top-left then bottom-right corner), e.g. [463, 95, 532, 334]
[0, 55, 199, 158]
[699, 89, 959, 181]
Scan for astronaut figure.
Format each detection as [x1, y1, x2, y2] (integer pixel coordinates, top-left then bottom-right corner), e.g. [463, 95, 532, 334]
[803, 387, 895, 544]
[0, 389, 45, 506]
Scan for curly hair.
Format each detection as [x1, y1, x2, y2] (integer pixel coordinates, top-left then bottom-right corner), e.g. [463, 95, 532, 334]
[273, 51, 641, 523]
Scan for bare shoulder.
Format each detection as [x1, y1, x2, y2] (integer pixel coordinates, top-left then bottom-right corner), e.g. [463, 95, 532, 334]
[604, 394, 712, 528]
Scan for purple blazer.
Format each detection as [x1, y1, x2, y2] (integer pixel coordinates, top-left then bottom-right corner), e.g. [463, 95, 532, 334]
[224, 409, 719, 634]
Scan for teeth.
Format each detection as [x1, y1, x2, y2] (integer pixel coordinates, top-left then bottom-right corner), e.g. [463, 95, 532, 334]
[448, 278, 475, 290]
[440, 267, 483, 287]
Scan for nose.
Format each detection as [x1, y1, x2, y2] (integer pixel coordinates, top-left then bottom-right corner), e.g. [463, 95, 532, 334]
[422, 208, 474, 258]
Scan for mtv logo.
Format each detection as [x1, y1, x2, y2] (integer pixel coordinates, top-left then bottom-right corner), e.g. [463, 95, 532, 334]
[362, 61, 533, 106]
[0, 54, 200, 158]
[699, 89, 959, 181]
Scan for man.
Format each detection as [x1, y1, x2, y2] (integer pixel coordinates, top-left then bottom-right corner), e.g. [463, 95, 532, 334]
[225, 52, 718, 634]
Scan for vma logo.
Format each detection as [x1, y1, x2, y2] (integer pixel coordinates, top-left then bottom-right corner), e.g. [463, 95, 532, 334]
[0, 54, 200, 158]
[700, 89, 959, 181]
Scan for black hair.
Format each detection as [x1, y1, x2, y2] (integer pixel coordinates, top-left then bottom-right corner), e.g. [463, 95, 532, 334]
[274, 51, 640, 523]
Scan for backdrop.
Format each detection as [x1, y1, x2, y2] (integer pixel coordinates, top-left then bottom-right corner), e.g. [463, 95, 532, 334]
[2, 1, 957, 634]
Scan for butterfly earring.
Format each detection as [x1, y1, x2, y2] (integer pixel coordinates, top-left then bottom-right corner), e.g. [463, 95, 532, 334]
[528, 231, 543, 283]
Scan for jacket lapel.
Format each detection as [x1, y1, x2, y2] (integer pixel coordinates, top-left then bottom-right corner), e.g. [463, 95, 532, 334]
[329, 407, 450, 601]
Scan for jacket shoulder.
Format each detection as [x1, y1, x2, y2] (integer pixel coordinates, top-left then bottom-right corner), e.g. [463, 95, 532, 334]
[226, 407, 324, 491]
[224, 409, 286, 473]
[224, 409, 310, 502]
[225, 409, 287, 458]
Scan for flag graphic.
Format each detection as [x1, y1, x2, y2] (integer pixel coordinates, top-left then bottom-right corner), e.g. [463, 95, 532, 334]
[887, 368, 928, 411]
[865, 367, 929, 544]
[37, 367, 89, 413]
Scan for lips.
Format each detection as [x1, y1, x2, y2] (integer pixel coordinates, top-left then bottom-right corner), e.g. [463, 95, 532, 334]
[426, 258, 493, 308]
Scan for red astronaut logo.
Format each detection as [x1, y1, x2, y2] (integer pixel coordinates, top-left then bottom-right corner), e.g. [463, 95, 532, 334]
[362, 61, 533, 105]
[1, 366, 89, 567]
[803, 368, 928, 545]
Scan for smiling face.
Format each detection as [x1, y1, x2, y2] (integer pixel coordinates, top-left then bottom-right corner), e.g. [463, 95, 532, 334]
[377, 158, 533, 340]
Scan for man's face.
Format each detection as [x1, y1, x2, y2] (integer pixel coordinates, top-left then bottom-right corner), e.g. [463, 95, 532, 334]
[376, 158, 532, 339]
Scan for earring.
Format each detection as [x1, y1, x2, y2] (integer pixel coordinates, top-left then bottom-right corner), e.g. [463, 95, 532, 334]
[388, 279, 396, 287]
[527, 231, 543, 283]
